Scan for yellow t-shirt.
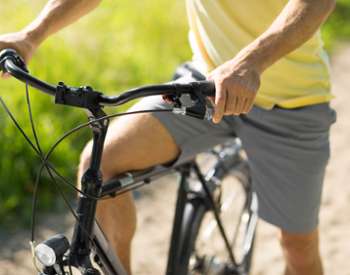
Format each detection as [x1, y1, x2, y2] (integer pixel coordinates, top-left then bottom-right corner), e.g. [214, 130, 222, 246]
[186, 0, 333, 109]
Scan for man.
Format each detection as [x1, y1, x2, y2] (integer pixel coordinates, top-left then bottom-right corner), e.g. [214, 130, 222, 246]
[0, 0, 336, 274]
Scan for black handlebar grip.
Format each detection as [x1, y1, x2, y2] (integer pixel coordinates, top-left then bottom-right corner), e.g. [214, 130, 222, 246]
[192, 80, 216, 97]
[0, 48, 27, 73]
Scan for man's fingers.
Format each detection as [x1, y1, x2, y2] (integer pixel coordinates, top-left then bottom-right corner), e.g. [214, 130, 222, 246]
[235, 96, 245, 114]
[224, 93, 236, 115]
[241, 98, 249, 113]
[213, 85, 227, 124]
[242, 97, 253, 113]
[225, 89, 247, 115]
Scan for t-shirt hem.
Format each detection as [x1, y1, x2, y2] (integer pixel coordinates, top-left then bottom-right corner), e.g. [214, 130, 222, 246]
[254, 94, 335, 110]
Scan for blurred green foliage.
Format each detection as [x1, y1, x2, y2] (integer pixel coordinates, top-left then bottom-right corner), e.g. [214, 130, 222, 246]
[322, 0, 350, 50]
[0, 0, 349, 227]
[0, 0, 191, 227]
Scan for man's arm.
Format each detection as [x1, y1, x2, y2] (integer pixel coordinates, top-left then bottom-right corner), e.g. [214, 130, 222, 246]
[23, 0, 102, 46]
[209, 0, 336, 123]
[0, 0, 101, 66]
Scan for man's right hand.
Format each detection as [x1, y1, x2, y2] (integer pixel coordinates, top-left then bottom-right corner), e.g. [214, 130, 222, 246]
[0, 31, 37, 78]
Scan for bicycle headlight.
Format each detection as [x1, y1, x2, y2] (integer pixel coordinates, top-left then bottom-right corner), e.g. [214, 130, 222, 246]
[34, 234, 70, 267]
[35, 243, 57, 267]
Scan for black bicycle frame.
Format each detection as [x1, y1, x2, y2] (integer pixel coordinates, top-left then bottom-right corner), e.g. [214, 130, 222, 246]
[65, 136, 250, 275]
[68, 107, 110, 274]
[0, 49, 257, 275]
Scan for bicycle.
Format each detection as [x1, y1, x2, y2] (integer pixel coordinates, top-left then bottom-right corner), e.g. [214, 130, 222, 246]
[0, 49, 258, 275]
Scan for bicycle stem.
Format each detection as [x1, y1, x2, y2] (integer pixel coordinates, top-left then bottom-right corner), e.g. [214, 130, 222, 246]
[69, 107, 109, 274]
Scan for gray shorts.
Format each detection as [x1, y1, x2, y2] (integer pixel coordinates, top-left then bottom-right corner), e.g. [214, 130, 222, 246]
[131, 74, 336, 233]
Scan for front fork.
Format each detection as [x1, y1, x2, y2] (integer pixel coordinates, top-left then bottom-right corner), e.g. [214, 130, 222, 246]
[68, 107, 109, 274]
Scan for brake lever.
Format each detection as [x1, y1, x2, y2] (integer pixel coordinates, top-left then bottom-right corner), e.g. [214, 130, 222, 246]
[186, 92, 214, 120]
[172, 86, 214, 121]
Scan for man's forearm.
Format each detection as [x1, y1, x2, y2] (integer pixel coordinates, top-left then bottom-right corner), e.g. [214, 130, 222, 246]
[234, 0, 335, 73]
[22, 0, 101, 46]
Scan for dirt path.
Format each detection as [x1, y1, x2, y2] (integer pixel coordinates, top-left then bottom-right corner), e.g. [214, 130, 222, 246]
[1, 47, 350, 275]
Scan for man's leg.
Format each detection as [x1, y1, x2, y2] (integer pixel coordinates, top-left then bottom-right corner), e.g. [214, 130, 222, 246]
[280, 228, 323, 275]
[78, 113, 180, 274]
[233, 104, 336, 275]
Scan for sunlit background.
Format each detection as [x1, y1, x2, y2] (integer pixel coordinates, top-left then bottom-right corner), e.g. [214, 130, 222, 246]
[0, 0, 191, 225]
[0, 0, 349, 274]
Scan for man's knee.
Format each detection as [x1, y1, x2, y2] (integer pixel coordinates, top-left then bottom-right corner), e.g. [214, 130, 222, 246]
[78, 136, 130, 180]
[78, 114, 180, 181]
[280, 228, 320, 267]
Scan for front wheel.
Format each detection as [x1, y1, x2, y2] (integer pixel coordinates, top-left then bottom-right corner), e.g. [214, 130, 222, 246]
[167, 173, 258, 275]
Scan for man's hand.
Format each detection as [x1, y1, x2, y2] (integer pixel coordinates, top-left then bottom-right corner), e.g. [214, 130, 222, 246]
[0, 0, 103, 79]
[0, 31, 37, 78]
[208, 59, 261, 124]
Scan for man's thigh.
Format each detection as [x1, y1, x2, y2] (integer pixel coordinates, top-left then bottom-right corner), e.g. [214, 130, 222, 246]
[235, 103, 336, 233]
[127, 95, 235, 167]
[99, 110, 180, 176]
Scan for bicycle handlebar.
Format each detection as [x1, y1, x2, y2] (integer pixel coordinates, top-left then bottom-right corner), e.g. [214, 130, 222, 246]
[0, 49, 57, 96]
[0, 49, 215, 109]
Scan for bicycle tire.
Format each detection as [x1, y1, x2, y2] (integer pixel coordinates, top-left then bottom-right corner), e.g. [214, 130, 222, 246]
[167, 173, 257, 275]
